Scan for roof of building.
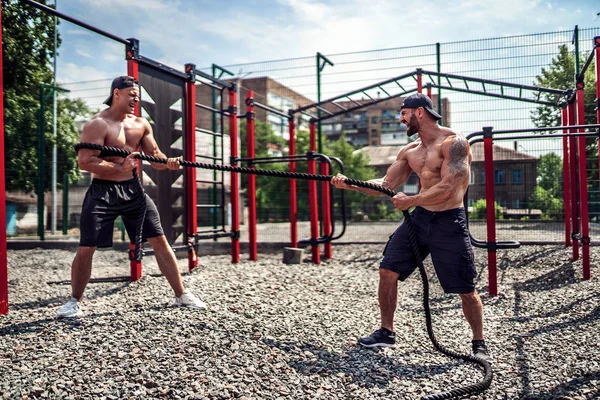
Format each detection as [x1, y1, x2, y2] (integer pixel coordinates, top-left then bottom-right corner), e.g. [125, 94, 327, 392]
[354, 143, 538, 166]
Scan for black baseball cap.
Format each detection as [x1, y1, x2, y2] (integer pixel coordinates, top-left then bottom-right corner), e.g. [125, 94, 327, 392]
[400, 93, 442, 120]
[103, 76, 139, 106]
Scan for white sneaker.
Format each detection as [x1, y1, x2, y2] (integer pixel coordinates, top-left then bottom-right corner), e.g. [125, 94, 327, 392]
[173, 291, 207, 310]
[56, 297, 83, 318]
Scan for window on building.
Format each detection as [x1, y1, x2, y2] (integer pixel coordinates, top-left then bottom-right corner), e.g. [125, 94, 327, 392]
[371, 117, 378, 124]
[470, 170, 475, 185]
[494, 170, 505, 185]
[512, 170, 523, 185]
[512, 199, 521, 209]
[481, 171, 485, 184]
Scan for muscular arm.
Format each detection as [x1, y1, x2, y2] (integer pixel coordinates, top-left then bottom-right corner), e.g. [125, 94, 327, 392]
[139, 119, 170, 170]
[77, 119, 128, 177]
[410, 135, 470, 208]
[340, 144, 415, 196]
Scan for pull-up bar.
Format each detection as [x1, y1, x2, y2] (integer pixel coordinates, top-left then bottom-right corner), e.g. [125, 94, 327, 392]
[20, 0, 130, 45]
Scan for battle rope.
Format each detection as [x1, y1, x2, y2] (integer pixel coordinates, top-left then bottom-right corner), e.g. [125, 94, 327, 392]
[75, 142, 492, 399]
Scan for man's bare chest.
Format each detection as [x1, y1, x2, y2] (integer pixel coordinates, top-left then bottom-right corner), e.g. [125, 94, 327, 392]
[104, 122, 145, 151]
[407, 146, 443, 174]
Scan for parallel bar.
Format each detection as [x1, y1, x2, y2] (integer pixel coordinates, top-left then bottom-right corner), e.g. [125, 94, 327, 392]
[466, 124, 600, 140]
[254, 101, 290, 119]
[331, 101, 348, 111]
[21, 0, 130, 44]
[197, 204, 224, 208]
[138, 56, 188, 80]
[195, 69, 234, 90]
[197, 127, 222, 136]
[433, 84, 559, 107]
[292, 70, 416, 114]
[316, 105, 334, 115]
[196, 102, 229, 115]
[317, 89, 418, 123]
[196, 154, 222, 161]
[561, 108, 572, 248]
[196, 179, 224, 185]
[420, 69, 568, 96]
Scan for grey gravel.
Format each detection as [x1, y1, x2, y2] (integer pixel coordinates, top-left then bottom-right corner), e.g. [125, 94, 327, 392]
[1, 244, 599, 400]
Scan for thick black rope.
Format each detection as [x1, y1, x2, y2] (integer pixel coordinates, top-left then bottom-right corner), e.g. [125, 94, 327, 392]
[75, 142, 492, 399]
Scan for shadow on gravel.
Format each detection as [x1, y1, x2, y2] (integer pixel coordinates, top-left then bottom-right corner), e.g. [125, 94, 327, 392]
[263, 338, 467, 389]
[513, 262, 578, 293]
[8, 284, 128, 312]
[532, 370, 600, 399]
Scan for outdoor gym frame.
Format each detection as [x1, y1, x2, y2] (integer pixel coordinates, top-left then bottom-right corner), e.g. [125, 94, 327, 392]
[0, 0, 240, 314]
[285, 42, 600, 294]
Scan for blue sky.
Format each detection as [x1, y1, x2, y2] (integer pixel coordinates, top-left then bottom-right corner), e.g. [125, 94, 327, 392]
[53, 0, 599, 106]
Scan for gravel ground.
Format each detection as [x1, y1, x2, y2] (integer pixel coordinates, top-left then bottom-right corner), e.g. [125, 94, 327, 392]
[1, 244, 599, 400]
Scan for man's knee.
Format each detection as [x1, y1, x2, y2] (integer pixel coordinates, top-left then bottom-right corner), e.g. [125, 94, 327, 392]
[459, 291, 479, 303]
[76, 246, 96, 259]
[379, 268, 400, 281]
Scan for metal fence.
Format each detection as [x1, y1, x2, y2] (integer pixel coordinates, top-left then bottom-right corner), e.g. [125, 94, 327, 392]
[7, 26, 600, 247]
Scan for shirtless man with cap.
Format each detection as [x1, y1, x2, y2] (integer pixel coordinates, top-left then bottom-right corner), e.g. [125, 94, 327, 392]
[331, 93, 491, 362]
[57, 76, 206, 318]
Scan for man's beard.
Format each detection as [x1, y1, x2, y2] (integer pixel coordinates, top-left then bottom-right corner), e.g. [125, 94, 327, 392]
[406, 114, 419, 136]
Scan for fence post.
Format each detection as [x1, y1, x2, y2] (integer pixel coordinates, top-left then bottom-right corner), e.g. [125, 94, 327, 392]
[483, 127, 497, 296]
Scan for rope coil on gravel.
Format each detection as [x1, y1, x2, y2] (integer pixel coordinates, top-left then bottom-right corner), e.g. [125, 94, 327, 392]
[74, 142, 492, 399]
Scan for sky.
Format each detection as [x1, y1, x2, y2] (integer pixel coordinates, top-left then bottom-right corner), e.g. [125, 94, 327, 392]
[54, 0, 600, 90]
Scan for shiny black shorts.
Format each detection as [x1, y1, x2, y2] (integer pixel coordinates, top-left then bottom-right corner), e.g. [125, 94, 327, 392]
[79, 178, 164, 247]
[380, 206, 477, 294]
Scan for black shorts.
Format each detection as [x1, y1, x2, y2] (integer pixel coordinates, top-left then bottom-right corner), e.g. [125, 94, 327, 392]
[380, 206, 476, 294]
[79, 178, 164, 247]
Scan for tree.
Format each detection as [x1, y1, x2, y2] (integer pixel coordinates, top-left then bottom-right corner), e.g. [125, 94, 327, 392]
[537, 152, 563, 199]
[531, 44, 596, 128]
[2, 0, 91, 192]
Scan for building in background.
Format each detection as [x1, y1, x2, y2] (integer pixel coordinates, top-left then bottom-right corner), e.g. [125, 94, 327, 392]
[321, 96, 450, 148]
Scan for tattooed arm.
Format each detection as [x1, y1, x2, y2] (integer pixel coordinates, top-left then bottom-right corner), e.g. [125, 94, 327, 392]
[393, 134, 470, 209]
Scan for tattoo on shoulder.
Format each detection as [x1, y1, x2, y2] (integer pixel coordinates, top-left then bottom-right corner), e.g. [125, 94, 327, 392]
[448, 137, 468, 178]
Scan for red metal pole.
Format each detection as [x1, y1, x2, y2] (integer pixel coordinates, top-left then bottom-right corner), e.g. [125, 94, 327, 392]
[308, 122, 320, 264]
[417, 70, 423, 93]
[576, 82, 590, 279]
[596, 36, 600, 126]
[320, 160, 332, 259]
[184, 64, 198, 271]
[567, 102, 579, 261]
[483, 128, 497, 296]
[289, 118, 298, 248]
[0, 4, 9, 315]
[246, 91, 257, 261]
[127, 47, 142, 281]
[229, 89, 240, 263]
[426, 85, 432, 99]
[561, 107, 571, 247]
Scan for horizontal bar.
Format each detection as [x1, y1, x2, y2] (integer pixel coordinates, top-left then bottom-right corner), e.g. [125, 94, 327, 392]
[21, 0, 130, 44]
[197, 204, 224, 208]
[196, 179, 224, 185]
[291, 70, 416, 114]
[196, 102, 229, 115]
[138, 56, 189, 80]
[195, 70, 235, 90]
[330, 101, 348, 111]
[466, 124, 600, 140]
[316, 105, 334, 115]
[315, 88, 418, 123]
[196, 79, 223, 91]
[433, 84, 559, 107]
[420, 69, 568, 96]
[195, 232, 235, 240]
[196, 228, 227, 235]
[253, 101, 291, 119]
[196, 154, 221, 161]
[196, 128, 222, 136]
[469, 130, 600, 146]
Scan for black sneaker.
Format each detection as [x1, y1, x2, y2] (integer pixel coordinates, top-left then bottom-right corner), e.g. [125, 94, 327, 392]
[358, 327, 396, 348]
[472, 340, 493, 363]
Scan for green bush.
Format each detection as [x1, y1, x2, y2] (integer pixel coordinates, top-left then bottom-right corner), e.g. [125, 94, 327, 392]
[469, 199, 503, 220]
